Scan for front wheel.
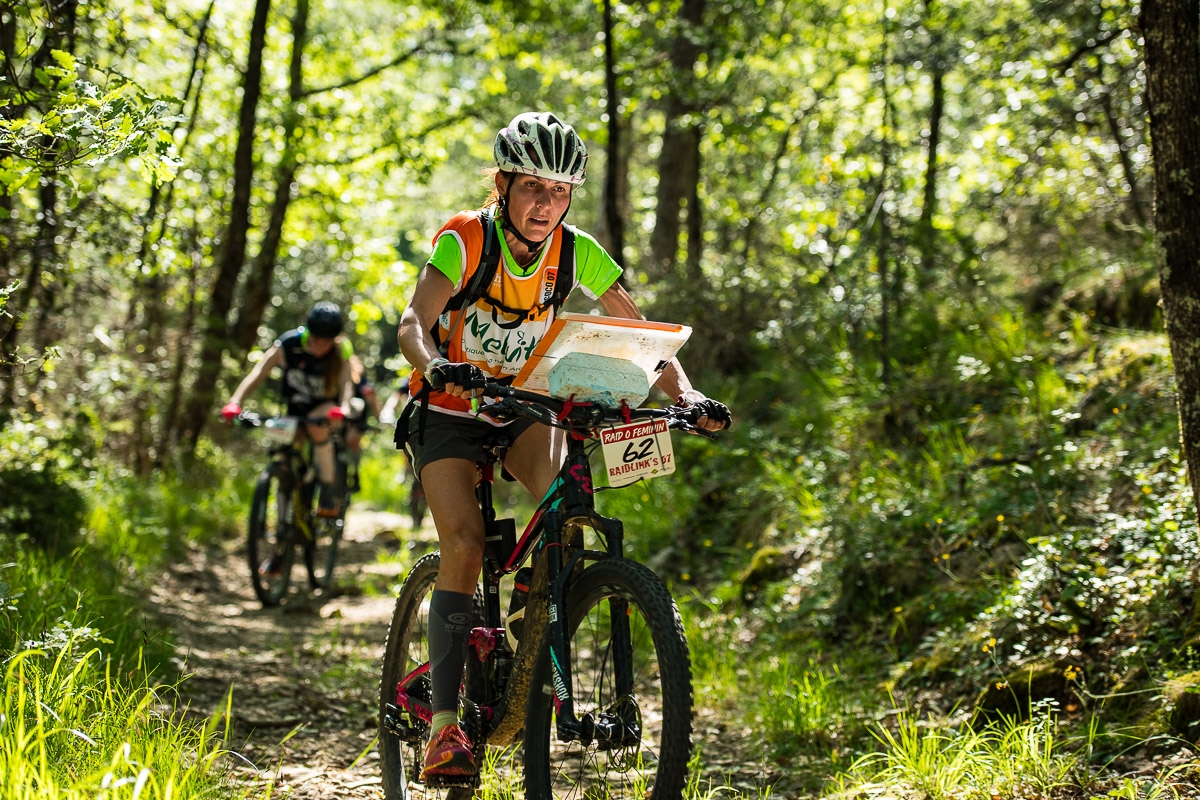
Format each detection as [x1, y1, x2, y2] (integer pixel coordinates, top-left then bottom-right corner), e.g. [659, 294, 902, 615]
[379, 553, 440, 799]
[523, 558, 693, 800]
[247, 464, 295, 607]
[306, 515, 343, 590]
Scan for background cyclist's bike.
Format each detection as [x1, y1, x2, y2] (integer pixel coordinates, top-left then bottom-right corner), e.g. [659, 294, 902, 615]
[378, 381, 718, 800]
[237, 412, 352, 606]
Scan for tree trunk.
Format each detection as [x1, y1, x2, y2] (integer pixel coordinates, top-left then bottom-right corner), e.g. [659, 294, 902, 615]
[233, 0, 309, 354]
[1096, 69, 1148, 227]
[160, 230, 203, 465]
[598, 0, 626, 267]
[648, 0, 704, 283]
[1142, 0, 1200, 507]
[916, 65, 944, 283]
[178, 0, 272, 451]
[876, 8, 894, 392]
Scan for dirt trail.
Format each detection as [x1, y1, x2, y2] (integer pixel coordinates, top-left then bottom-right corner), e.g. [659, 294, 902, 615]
[151, 509, 427, 799]
[150, 508, 777, 799]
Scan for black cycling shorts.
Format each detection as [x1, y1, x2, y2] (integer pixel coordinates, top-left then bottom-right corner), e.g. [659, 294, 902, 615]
[287, 399, 336, 420]
[407, 409, 537, 479]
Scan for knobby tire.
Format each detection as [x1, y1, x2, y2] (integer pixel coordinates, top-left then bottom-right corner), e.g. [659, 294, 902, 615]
[307, 456, 348, 590]
[523, 557, 693, 800]
[306, 514, 342, 590]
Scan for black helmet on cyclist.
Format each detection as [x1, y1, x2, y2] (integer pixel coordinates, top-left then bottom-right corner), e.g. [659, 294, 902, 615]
[305, 301, 344, 338]
[494, 112, 588, 186]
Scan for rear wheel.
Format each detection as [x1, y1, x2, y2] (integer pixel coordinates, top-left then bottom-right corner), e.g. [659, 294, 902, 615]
[247, 464, 295, 607]
[378, 554, 498, 800]
[523, 558, 693, 800]
[306, 454, 346, 590]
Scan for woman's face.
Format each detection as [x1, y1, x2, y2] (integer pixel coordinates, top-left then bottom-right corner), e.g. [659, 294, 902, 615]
[306, 335, 335, 357]
[501, 173, 571, 243]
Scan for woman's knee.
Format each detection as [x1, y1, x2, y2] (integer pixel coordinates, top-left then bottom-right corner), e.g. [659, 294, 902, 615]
[436, 528, 484, 590]
[438, 523, 484, 562]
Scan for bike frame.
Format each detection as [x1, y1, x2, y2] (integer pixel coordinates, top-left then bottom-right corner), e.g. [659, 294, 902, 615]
[390, 388, 687, 750]
[265, 420, 350, 543]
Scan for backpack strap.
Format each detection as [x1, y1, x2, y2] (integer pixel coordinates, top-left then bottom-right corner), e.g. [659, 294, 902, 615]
[434, 208, 502, 353]
[444, 207, 502, 312]
[551, 224, 576, 312]
[474, 222, 576, 327]
[435, 213, 577, 344]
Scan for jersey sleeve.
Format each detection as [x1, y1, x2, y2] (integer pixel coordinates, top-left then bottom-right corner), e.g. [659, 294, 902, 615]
[571, 229, 623, 300]
[427, 230, 467, 289]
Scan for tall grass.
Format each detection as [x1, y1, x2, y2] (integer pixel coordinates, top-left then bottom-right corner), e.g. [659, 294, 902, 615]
[840, 710, 1076, 800]
[0, 418, 264, 797]
[0, 645, 252, 798]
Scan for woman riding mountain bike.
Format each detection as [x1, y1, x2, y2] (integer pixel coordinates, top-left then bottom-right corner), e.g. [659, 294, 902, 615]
[222, 301, 355, 520]
[396, 111, 732, 781]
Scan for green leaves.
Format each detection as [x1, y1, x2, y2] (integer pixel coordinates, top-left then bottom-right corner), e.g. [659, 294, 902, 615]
[1, 53, 180, 195]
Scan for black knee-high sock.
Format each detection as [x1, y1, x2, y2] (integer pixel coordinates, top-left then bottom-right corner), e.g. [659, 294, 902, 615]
[429, 589, 474, 716]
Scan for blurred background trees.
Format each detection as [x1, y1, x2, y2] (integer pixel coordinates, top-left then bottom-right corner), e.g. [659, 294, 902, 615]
[0, 0, 1158, 468]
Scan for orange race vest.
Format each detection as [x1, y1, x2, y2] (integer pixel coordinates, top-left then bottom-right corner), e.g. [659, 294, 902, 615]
[411, 209, 576, 419]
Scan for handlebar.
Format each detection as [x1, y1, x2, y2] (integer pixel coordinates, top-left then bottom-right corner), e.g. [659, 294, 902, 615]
[233, 411, 334, 429]
[480, 382, 720, 440]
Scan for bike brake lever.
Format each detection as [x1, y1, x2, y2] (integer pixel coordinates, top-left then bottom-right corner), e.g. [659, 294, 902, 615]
[667, 410, 719, 440]
[682, 422, 719, 440]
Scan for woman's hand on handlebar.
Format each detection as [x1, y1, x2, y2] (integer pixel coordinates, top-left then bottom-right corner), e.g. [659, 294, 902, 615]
[427, 358, 487, 399]
[676, 391, 732, 432]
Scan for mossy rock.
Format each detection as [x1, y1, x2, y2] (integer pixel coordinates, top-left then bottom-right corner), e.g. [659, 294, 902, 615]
[1164, 671, 1200, 743]
[739, 545, 800, 603]
[974, 659, 1079, 724]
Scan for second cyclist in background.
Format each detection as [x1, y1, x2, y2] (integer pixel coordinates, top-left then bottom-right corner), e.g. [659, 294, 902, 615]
[223, 301, 354, 518]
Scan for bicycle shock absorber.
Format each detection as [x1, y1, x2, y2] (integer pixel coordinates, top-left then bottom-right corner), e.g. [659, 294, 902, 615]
[541, 507, 586, 741]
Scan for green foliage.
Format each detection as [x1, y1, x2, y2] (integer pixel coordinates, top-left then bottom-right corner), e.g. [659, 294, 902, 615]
[0, 466, 87, 555]
[0, 61, 180, 193]
[842, 709, 1075, 800]
[0, 645, 247, 798]
[354, 443, 412, 512]
[755, 656, 855, 756]
[86, 454, 245, 571]
[0, 413, 94, 554]
[0, 535, 171, 679]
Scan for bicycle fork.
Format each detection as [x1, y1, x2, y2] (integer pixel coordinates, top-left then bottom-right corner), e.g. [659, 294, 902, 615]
[543, 509, 642, 750]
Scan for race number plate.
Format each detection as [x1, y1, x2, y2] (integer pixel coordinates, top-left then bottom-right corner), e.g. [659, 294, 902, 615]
[599, 419, 676, 488]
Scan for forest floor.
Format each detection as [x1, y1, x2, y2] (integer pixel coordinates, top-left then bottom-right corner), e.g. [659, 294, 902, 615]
[149, 508, 784, 799]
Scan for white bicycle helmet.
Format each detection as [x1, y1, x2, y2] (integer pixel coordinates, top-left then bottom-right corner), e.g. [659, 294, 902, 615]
[494, 112, 588, 186]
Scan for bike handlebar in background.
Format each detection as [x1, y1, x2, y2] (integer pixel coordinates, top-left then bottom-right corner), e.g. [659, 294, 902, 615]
[232, 412, 334, 429]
